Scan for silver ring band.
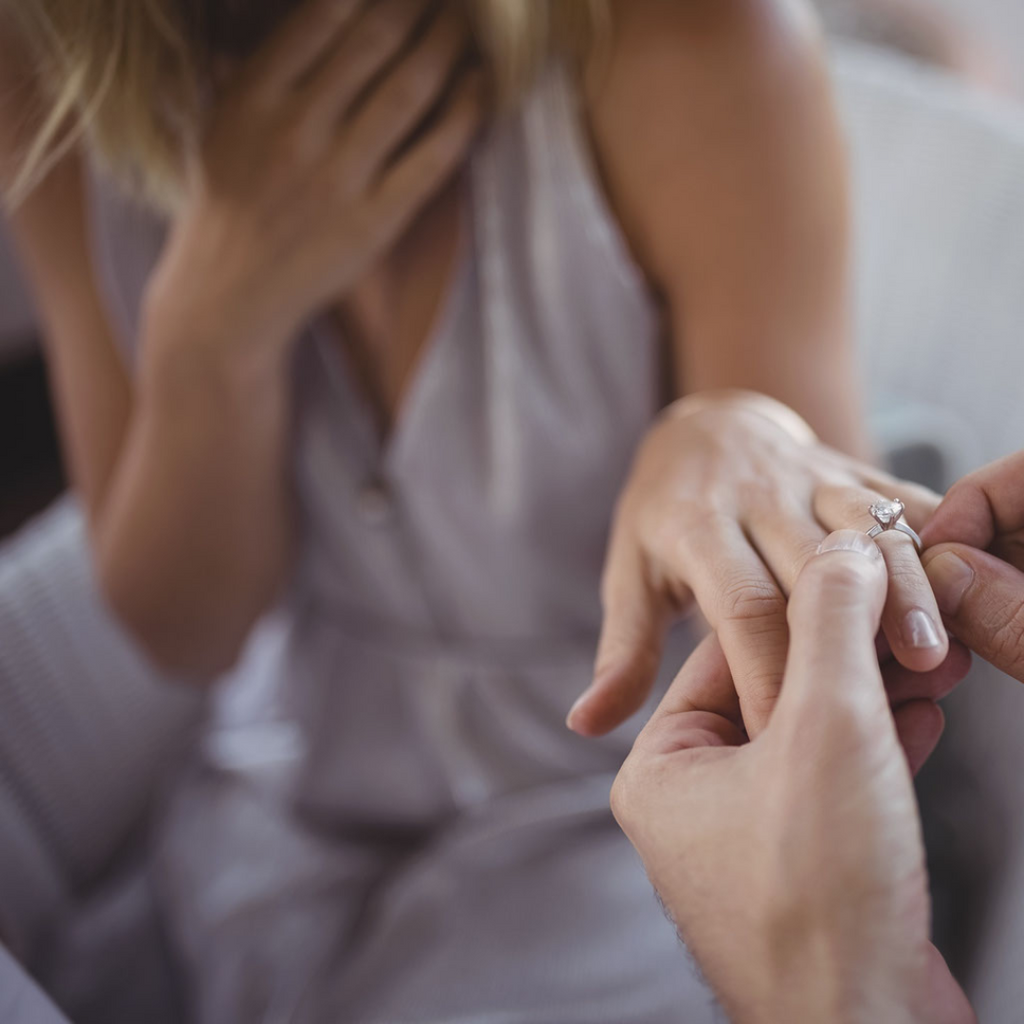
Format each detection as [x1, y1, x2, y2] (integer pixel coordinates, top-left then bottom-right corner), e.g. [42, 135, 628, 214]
[867, 521, 922, 552]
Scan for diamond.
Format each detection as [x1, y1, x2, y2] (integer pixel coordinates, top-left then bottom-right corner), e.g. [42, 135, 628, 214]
[869, 499, 905, 528]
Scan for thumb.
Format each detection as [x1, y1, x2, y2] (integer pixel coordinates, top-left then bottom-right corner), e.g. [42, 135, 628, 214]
[568, 539, 671, 737]
[921, 450, 1024, 551]
[773, 531, 889, 728]
[920, 477, 997, 552]
[923, 543, 1024, 683]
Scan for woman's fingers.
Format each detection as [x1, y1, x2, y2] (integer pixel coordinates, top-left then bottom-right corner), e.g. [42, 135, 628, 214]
[874, 525, 948, 669]
[880, 640, 972, 705]
[678, 522, 790, 738]
[832, 457, 942, 529]
[369, 68, 484, 234]
[572, 515, 790, 739]
[635, 636, 746, 757]
[815, 485, 948, 672]
[893, 700, 946, 777]
[346, 2, 472, 181]
[881, 644, 969, 775]
[244, 0, 364, 96]
[745, 503, 827, 595]
[568, 522, 676, 736]
[301, 0, 435, 131]
[653, 634, 743, 726]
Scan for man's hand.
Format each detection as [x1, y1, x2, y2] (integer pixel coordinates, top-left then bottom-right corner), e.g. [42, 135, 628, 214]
[922, 452, 1024, 682]
[612, 532, 975, 1024]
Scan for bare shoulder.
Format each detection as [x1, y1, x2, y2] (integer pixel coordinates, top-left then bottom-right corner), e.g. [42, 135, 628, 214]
[587, 0, 828, 131]
[584, 0, 839, 282]
[596, 0, 823, 71]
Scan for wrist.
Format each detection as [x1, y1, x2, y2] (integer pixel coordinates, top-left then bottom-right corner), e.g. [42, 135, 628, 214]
[138, 304, 290, 420]
[143, 223, 304, 368]
[723, 929, 924, 1024]
[140, 278, 294, 390]
[665, 390, 819, 447]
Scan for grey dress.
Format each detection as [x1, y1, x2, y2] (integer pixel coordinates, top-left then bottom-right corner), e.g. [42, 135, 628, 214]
[92, 65, 714, 1024]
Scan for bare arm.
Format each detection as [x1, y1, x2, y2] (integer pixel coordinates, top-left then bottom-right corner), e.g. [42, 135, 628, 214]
[2, 0, 481, 678]
[1, 0, 481, 678]
[568, 0, 950, 738]
[587, 0, 866, 454]
[0, 23, 293, 677]
[0, 29, 132, 516]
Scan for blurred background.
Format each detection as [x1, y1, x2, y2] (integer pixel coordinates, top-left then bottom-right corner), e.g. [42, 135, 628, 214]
[4, 1, 1024, 1020]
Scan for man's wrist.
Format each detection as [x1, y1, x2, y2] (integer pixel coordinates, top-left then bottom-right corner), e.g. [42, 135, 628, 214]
[719, 935, 923, 1024]
[666, 895, 924, 1024]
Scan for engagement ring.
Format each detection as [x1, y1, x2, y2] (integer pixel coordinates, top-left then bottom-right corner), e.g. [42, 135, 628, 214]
[866, 498, 922, 553]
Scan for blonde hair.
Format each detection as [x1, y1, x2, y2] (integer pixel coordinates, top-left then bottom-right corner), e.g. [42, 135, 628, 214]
[9, 0, 608, 210]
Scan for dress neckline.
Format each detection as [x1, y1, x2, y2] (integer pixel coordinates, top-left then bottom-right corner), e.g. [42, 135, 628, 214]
[312, 174, 474, 475]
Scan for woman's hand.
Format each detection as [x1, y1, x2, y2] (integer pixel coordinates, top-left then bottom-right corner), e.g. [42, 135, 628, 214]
[611, 534, 974, 1024]
[96, 0, 484, 676]
[568, 391, 947, 738]
[145, 0, 484, 373]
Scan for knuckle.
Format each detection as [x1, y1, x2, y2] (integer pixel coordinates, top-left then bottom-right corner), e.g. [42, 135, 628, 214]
[744, 682, 783, 725]
[736, 480, 774, 511]
[645, 507, 702, 565]
[717, 574, 784, 624]
[883, 558, 927, 590]
[836, 484, 872, 514]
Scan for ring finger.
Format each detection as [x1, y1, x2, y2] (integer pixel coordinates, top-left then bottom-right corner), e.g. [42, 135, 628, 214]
[746, 501, 828, 596]
[814, 485, 949, 672]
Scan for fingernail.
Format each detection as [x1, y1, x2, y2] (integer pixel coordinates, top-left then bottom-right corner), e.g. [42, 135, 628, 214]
[926, 552, 975, 616]
[817, 530, 882, 559]
[902, 609, 943, 651]
[566, 689, 595, 732]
